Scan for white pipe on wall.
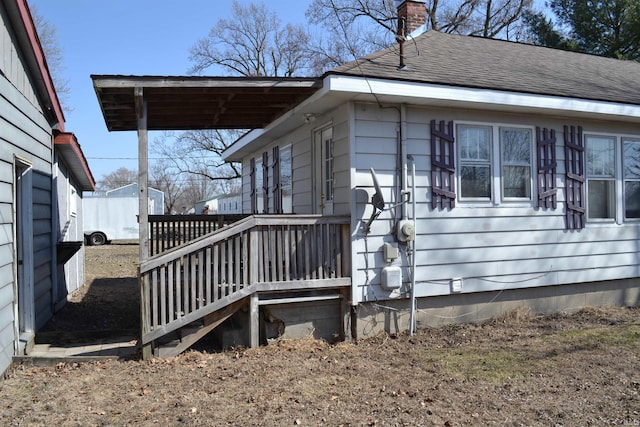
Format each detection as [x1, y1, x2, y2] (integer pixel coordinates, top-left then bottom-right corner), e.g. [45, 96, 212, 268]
[409, 157, 417, 335]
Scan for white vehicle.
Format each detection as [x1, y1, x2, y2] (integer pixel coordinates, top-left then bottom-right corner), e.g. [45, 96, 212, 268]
[83, 196, 147, 245]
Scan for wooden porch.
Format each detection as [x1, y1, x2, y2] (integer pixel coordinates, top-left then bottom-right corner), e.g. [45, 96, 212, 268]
[139, 214, 351, 358]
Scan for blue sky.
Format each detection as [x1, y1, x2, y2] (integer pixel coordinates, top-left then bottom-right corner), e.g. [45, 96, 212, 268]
[28, 0, 311, 184]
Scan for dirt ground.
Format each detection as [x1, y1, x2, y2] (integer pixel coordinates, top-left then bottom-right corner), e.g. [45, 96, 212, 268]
[1, 243, 639, 426]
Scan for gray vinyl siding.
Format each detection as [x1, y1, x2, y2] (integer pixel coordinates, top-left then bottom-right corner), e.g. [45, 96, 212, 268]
[0, 1, 38, 108]
[0, 2, 56, 374]
[351, 102, 640, 304]
[330, 106, 350, 215]
[240, 104, 350, 215]
[33, 170, 53, 329]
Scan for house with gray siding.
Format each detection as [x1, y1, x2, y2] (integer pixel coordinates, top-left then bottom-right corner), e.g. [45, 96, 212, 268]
[91, 0, 639, 356]
[222, 18, 640, 335]
[0, 0, 95, 374]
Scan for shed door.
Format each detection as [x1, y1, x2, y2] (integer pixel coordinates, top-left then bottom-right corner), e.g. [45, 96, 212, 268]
[314, 126, 334, 215]
[15, 160, 34, 351]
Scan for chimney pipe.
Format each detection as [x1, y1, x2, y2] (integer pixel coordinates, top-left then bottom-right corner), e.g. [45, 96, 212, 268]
[395, 1, 426, 68]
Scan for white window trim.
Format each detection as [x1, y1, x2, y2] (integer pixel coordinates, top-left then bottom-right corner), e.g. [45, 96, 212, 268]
[455, 121, 535, 207]
[622, 137, 640, 223]
[585, 131, 640, 225]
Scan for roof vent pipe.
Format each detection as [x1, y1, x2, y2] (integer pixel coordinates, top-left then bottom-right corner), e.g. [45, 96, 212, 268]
[395, 1, 426, 68]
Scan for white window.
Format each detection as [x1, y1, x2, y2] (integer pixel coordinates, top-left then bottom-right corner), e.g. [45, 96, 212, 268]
[255, 157, 264, 213]
[586, 135, 616, 220]
[70, 187, 77, 216]
[280, 145, 292, 213]
[623, 139, 640, 219]
[459, 125, 492, 199]
[500, 127, 532, 200]
[457, 124, 533, 203]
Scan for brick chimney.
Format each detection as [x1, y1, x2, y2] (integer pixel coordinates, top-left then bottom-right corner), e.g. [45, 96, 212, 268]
[396, 0, 426, 37]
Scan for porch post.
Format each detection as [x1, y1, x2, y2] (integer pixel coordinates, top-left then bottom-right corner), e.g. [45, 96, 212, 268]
[136, 86, 149, 262]
[249, 293, 259, 348]
[136, 86, 152, 359]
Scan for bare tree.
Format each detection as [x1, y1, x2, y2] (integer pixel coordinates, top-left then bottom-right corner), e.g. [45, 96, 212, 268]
[149, 160, 185, 214]
[30, 4, 72, 111]
[188, 0, 312, 77]
[158, 1, 313, 191]
[152, 130, 242, 190]
[97, 167, 137, 191]
[306, 0, 534, 72]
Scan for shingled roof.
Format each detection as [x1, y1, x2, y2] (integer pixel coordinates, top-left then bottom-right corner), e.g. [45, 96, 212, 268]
[330, 30, 640, 106]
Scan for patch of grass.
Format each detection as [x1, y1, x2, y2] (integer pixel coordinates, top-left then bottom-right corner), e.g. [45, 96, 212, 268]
[421, 324, 640, 382]
[424, 348, 531, 382]
[555, 324, 640, 349]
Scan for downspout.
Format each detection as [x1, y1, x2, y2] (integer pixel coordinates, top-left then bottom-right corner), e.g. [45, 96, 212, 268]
[51, 152, 59, 311]
[409, 157, 417, 335]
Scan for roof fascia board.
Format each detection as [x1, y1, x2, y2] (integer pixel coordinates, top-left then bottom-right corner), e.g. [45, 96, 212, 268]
[91, 75, 320, 89]
[54, 132, 96, 190]
[326, 74, 640, 121]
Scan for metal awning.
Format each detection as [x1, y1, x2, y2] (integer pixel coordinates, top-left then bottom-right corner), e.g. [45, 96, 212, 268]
[54, 131, 96, 191]
[91, 75, 322, 131]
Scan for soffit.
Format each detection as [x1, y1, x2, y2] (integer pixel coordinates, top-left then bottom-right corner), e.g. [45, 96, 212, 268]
[92, 75, 322, 131]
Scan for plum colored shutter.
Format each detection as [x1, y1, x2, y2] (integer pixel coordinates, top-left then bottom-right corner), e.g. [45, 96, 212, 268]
[250, 157, 256, 213]
[262, 151, 269, 213]
[272, 146, 282, 213]
[536, 127, 557, 209]
[564, 125, 585, 229]
[430, 120, 456, 210]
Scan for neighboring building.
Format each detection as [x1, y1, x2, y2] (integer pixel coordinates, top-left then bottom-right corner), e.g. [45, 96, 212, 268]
[0, 0, 95, 374]
[54, 132, 95, 305]
[216, 193, 241, 214]
[194, 195, 220, 215]
[106, 183, 164, 214]
[195, 193, 242, 215]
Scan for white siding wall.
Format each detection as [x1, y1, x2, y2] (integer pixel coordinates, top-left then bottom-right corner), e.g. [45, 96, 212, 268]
[55, 158, 85, 299]
[241, 104, 350, 215]
[351, 102, 640, 304]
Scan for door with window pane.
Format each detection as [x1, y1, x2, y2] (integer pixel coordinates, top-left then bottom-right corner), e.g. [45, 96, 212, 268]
[314, 126, 334, 214]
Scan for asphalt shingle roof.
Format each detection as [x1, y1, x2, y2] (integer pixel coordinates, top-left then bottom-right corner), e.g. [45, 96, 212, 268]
[330, 30, 640, 106]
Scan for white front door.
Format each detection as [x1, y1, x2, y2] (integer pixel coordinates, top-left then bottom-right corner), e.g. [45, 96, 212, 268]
[314, 126, 334, 215]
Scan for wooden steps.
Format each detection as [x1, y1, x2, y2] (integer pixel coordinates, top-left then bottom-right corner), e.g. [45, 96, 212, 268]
[155, 297, 248, 358]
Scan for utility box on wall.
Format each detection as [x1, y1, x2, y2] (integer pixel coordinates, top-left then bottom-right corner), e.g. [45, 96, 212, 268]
[381, 265, 402, 290]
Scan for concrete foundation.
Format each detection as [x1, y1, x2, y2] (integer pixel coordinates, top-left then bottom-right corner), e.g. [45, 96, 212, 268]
[215, 297, 346, 349]
[353, 278, 640, 338]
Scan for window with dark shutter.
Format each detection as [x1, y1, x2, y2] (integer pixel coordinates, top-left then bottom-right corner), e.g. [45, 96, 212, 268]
[430, 120, 456, 210]
[272, 146, 281, 213]
[262, 151, 269, 213]
[536, 127, 557, 209]
[250, 157, 256, 213]
[564, 125, 586, 229]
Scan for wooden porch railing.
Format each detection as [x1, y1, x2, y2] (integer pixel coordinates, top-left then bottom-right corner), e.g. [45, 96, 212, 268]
[148, 214, 249, 256]
[139, 215, 351, 350]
